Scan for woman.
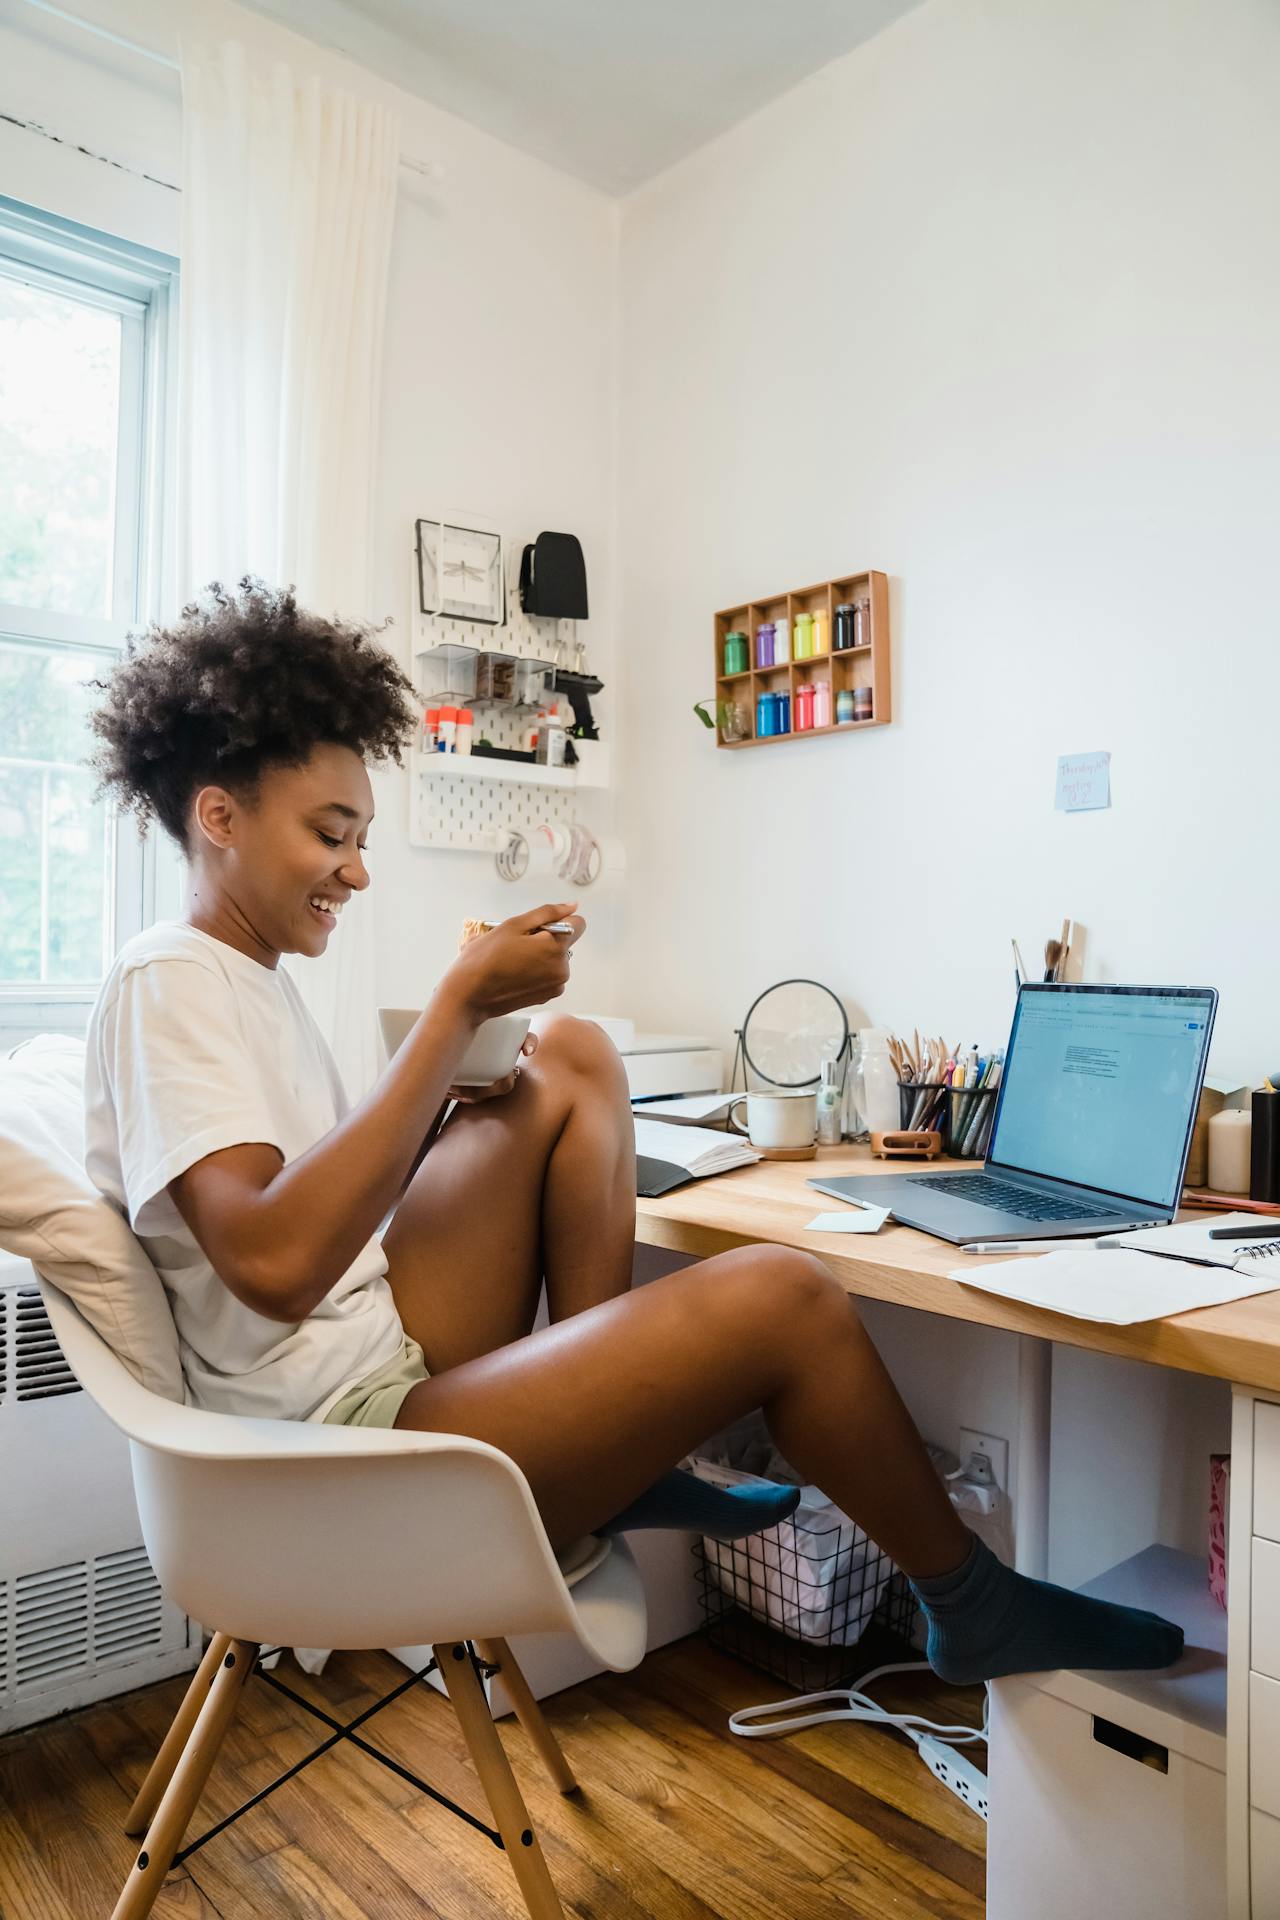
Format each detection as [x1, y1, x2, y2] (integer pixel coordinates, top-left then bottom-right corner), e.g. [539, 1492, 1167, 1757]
[85, 578, 1181, 1685]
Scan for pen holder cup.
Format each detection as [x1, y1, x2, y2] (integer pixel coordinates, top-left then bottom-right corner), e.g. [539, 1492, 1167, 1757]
[948, 1086, 997, 1160]
[897, 1082, 949, 1137]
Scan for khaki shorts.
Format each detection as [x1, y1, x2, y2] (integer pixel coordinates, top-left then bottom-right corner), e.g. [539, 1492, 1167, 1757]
[322, 1337, 430, 1429]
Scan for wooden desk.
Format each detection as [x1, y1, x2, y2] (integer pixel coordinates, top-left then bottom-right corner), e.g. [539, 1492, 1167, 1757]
[639, 1142, 1280, 1914]
[636, 1143, 1280, 1395]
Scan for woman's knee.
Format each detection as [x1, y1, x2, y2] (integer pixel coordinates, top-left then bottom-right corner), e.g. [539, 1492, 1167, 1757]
[709, 1244, 857, 1343]
[533, 1013, 628, 1088]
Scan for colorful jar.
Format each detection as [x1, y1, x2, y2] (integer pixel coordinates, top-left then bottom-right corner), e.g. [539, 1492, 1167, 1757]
[772, 617, 791, 663]
[812, 679, 832, 729]
[834, 603, 855, 651]
[776, 690, 791, 733]
[755, 622, 774, 669]
[853, 684, 874, 722]
[759, 691, 785, 737]
[793, 612, 813, 659]
[723, 630, 748, 675]
[795, 683, 815, 731]
[852, 598, 870, 648]
[811, 609, 829, 656]
[836, 688, 856, 725]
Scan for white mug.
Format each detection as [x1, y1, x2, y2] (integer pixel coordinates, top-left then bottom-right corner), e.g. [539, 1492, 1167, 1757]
[729, 1088, 818, 1157]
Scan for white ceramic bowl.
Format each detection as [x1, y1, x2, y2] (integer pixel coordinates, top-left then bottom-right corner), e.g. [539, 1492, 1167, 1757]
[378, 1008, 531, 1085]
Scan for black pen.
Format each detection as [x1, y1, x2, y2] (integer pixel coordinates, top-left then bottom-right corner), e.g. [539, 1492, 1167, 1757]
[1207, 1222, 1280, 1241]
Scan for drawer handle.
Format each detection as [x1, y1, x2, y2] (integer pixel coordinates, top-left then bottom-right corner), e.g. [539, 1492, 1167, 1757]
[1092, 1715, 1169, 1773]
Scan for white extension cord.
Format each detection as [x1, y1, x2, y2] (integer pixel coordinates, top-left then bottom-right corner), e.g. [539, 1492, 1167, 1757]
[729, 1660, 990, 1822]
[727, 1459, 1004, 1824]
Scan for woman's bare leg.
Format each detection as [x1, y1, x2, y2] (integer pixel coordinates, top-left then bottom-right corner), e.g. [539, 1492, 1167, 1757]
[382, 1016, 636, 1372]
[395, 1244, 972, 1579]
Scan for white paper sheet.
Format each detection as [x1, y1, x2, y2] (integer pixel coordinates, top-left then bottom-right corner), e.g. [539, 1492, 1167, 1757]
[805, 1208, 891, 1235]
[953, 1246, 1280, 1325]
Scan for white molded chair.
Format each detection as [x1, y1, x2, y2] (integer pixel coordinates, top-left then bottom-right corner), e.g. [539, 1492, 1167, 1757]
[40, 1277, 647, 1920]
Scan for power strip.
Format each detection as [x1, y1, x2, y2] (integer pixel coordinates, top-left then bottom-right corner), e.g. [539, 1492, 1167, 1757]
[918, 1736, 989, 1822]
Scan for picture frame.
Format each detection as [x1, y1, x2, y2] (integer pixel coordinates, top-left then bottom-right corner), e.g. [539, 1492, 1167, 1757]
[415, 518, 505, 625]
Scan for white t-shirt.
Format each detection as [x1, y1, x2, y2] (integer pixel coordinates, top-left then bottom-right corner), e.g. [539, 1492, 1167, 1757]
[85, 922, 404, 1421]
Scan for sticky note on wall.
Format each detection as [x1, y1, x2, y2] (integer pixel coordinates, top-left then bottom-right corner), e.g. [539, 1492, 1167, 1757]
[1055, 751, 1111, 812]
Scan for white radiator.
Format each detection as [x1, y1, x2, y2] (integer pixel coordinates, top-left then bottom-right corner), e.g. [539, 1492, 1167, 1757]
[0, 1253, 198, 1732]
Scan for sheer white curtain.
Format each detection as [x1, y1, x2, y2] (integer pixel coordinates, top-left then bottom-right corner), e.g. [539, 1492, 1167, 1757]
[178, 38, 401, 1098]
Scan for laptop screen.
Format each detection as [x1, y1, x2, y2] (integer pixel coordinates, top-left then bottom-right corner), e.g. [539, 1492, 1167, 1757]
[989, 985, 1217, 1209]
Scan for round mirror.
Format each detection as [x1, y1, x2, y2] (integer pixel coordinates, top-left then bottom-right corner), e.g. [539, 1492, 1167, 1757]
[740, 979, 850, 1088]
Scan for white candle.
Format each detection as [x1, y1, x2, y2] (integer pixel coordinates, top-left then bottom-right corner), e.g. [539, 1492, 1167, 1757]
[1208, 1107, 1253, 1195]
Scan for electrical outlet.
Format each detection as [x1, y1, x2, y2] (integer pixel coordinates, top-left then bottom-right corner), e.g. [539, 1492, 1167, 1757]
[958, 1426, 1008, 1491]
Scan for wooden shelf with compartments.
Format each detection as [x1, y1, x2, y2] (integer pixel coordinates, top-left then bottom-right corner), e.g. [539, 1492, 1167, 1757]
[713, 570, 891, 749]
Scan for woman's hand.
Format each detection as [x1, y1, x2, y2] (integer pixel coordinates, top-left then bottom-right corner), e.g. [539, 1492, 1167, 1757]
[447, 1031, 539, 1105]
[439, 902, 584, 1024]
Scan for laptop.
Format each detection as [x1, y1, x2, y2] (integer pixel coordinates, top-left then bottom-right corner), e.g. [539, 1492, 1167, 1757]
[808, 983, 1218, 1245]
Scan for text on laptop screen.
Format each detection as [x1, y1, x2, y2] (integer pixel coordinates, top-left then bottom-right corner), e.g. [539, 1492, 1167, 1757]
[990, 988, 1215, 1208]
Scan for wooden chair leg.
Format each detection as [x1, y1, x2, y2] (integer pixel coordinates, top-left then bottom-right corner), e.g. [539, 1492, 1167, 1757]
[474, 1638, 579, 1795]
[110, 1638, 257, 1920]
[124, 1633, 231, 1836]
[435, 1641, 565, 1920]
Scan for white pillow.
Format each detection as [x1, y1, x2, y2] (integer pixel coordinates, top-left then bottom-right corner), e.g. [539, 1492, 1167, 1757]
[0, 1034, 183, 1401]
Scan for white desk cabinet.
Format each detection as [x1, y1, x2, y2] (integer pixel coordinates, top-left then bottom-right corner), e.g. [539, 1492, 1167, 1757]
[1228, 1388, 1280, 1917]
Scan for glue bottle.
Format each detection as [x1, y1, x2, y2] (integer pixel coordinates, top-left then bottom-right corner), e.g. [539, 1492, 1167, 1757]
[817, 1060, 844, 1145]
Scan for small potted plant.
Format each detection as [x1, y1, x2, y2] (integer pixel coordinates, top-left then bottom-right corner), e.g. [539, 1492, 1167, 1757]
[693, 698, 750, 743]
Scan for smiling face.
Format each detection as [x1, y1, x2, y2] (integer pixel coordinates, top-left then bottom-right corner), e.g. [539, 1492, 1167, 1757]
[187, 743, 374, 966]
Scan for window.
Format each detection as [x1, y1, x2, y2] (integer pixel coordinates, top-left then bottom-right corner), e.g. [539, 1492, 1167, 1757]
[0, 197, 176, 1038]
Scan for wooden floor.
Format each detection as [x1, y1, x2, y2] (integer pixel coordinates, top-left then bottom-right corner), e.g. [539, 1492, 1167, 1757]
[0, 1635, 986, 1919]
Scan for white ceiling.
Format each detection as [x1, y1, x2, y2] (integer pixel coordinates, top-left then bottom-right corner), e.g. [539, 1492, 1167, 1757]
[237, 0, 924, 195]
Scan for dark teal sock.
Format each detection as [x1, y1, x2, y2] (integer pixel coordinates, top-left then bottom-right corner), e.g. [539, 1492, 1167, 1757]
[911, 1535, 1184, 1684]
[600, 1468, 801, 1541]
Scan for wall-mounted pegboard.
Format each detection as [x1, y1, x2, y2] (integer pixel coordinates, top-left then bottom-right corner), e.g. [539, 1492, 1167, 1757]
[408, 750, 578, 852]
[409, 538, 595, 853]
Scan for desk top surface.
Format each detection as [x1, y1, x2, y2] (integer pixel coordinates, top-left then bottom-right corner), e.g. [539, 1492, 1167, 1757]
[635, 1144, 1280, 1392]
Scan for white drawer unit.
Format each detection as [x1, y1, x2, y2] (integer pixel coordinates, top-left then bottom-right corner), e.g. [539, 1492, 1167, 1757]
[1249, 1673, 1280, 1820]
[1228, 1386, 1280, 1917]
[1253, 1538, 1280, 1683]
[988, 1546, 1228, 1920]
[1255, 1403, 1280, 1543]
[1253, 1811, 1280, 1918]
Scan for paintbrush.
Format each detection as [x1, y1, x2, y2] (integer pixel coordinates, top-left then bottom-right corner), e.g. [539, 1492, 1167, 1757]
[1043, 938, 1062, 983]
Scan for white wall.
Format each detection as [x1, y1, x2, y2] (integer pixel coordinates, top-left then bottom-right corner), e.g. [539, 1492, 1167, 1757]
[0, 0, 622, 1015]
[615, 0, 1280, 1083]
[615, 0, 1275, 1578]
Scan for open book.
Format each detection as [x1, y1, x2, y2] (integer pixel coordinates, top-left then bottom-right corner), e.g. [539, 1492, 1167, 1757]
[633, 1116, 758, 1180]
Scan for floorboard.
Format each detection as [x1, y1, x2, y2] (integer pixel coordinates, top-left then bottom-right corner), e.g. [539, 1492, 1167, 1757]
[0, 1635, 986, 1918]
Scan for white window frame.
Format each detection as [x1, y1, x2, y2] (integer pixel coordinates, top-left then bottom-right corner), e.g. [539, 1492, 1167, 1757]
[0, 196, 177, 1040]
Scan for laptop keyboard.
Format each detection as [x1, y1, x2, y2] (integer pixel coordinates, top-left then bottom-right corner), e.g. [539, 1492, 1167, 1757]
[911, 1172, 1117, 1222]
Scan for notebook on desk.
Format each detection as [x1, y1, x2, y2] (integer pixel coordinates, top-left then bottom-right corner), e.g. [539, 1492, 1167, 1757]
[1108, 1215, 1280, 1273]
[633, 1116, 757, 1196]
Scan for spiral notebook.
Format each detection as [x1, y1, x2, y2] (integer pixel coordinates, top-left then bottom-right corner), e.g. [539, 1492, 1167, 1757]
[954, 1215, 1280, 1326]
[1109, 1214, 1280, 1272]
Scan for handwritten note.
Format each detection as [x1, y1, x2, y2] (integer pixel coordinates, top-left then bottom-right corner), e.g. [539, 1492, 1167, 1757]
[1055, 751, 1111, 812]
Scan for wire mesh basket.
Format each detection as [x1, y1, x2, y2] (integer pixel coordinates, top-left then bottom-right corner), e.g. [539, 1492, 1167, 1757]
[693, 1516, 922, 1693]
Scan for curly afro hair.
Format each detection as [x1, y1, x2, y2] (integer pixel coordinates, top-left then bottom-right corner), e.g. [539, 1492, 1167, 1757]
[89, 578, 418, 848]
